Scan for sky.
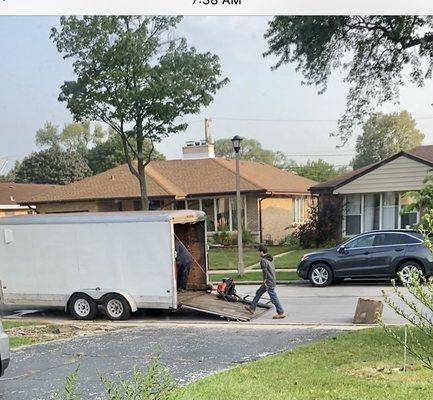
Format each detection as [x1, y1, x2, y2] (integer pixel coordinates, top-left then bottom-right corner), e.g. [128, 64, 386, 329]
[1, 15, 433, 171]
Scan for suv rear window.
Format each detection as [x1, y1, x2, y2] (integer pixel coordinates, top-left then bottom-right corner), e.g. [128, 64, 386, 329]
[374, 233, 421, 246]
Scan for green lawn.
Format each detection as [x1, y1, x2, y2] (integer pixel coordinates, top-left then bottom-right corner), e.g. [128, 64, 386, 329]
[210, 271, 299, 282]
[177, 328, 433, 400]
[208, 246, 288, 270]
[273, 248, 316, 269]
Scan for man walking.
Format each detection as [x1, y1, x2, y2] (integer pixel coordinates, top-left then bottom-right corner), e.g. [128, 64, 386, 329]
[245, 244, 285, 319]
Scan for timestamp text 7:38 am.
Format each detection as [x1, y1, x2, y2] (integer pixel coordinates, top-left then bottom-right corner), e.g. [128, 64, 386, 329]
[192, 0, 242, 5]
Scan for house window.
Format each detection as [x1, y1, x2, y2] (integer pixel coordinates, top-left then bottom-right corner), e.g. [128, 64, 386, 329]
[175, 201, 186, 210]
[343, 192, 420, 236]
[382, 192, 399, 229]
[185, 196, 247, 232]
[202, 198, 216, 232]
[400, 193, 419, 229]
[216, 198, 230, 231]
[345, 194, 362, 236]
[230, 198, 245, 231]
[294, 196, 305, 223]
[186, 199, 200, 210]
[363, 193, 380, 231]
[149, 200, 162, 210]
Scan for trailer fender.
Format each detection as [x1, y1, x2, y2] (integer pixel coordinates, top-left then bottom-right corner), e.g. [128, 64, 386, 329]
[66, 290, 138, 313]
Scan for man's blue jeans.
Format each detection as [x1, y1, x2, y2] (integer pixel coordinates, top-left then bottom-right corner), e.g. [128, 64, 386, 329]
[250, 284, 284, 314]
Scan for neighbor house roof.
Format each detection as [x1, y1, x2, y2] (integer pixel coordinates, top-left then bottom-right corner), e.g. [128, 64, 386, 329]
[20, 158, 317, 205]
[0, 183, 57, 207]
[310, 145, 433, 194]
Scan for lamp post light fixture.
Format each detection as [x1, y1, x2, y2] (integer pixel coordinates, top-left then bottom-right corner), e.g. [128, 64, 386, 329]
[231, 135, 245, 276]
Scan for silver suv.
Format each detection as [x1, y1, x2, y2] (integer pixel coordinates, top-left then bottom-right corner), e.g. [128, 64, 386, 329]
[0, 320, 10, 376]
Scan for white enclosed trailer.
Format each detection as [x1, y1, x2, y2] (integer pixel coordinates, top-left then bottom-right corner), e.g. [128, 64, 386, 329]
[0, 210, 263, 321]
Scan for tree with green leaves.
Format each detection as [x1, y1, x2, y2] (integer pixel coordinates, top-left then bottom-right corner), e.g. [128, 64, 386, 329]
[214, 138, 293, 169]
[265, 16, 433, 142]
[35, 122, 60, 148]
[36, 120, 104, 155]
[60, 121, 104, 155]
[0, 160, 19, 182]
[51, 16, 228, 209]
[351, 111, 424, 169]
[86, 130, 165, 175]
[14, 147, 92, 185]
[293, 159, 348, 182]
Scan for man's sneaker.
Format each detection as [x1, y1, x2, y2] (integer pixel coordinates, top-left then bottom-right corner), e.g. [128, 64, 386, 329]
[273, 313, 286, 319]
[244, 305, 254, 315]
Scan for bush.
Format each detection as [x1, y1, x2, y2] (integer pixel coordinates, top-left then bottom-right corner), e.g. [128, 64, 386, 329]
[381, 179, 433, 372]
[293, 200, 342, 248]
[211, 229, 256, 247]
[382, 270, 433, 371]
[278, 234, 300, 249]
[242, 229, 256, 245]
[211, 229, 233, 246]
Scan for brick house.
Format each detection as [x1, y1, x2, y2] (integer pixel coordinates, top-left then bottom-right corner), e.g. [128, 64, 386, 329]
[0, 182, 56, 217]
[20, 143, 316, 243]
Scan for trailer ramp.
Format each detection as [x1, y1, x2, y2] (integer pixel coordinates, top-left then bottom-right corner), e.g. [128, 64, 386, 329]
[178, 291, 268, 321]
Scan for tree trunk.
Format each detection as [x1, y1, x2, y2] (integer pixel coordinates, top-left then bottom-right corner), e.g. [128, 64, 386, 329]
[136, 157, 149, 211]
[136, 134, 149, 211]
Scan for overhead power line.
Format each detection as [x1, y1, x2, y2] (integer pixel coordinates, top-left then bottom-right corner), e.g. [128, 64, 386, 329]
[189, 115, 433, 124]
[285, 152, 355, 157]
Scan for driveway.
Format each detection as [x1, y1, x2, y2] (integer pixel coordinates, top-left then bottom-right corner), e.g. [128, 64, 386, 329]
[0, 325, 336, 400]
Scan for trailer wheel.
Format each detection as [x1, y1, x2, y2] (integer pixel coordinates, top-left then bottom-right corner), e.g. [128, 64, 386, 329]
[68, 293, 97, 320]
[103, 294, 131, 320]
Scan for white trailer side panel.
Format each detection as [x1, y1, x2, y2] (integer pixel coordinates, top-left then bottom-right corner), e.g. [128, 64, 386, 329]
[0, 218, 176, 309]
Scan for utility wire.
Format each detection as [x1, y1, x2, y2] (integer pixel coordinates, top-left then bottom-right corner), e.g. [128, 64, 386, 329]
[189, 115, 433, 123]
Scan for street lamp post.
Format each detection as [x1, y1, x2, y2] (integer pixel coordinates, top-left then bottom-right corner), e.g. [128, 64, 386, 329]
[231, 135, 244, 276]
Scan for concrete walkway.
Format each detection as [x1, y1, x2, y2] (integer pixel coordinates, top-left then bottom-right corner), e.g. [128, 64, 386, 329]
[208, 250, 296, 275]
[208, 268, 296, 275]
[245, 250, 294, 270]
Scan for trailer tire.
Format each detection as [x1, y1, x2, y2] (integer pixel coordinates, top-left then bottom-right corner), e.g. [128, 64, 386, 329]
[68, 293, 97, 320]
[103, 294, 131, 320]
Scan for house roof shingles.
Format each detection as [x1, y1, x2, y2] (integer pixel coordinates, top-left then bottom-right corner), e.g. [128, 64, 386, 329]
[0, 183, 57, 206]
[21, 158, 317, 205]
[310, 145, 433, 194]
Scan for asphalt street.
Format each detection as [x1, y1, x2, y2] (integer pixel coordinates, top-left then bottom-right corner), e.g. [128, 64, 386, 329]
[1, 281, 408, 326]
[247, 280, 408, 325]
[0, 325, 336, 400]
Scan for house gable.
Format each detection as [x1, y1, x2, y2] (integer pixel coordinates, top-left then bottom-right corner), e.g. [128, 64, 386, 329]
[334, 154, 433, 194]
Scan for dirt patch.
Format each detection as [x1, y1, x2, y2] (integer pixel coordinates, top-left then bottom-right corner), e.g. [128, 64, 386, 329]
[343, 363, 427, 383]
[6, 321, 127, 346]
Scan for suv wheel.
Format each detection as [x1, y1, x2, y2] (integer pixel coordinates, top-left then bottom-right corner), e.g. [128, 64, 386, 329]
[396, 261, 423, 284]
[309, 263, 333, 287]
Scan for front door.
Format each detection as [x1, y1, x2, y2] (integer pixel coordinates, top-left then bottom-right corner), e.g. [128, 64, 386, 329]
[367, 233, 407, 276]
[335, 233, 376, 277]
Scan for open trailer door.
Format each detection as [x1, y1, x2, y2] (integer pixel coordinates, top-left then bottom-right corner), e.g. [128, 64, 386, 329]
[177, 291, 268, 321]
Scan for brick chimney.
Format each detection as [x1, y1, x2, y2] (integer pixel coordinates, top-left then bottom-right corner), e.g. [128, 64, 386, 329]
[182, 119, 215, 160]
